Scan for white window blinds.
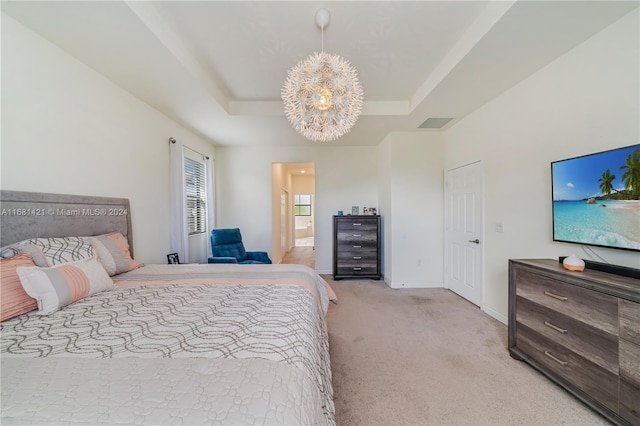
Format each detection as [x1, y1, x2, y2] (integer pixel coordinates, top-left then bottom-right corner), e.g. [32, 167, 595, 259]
[184, 156, 206, 235]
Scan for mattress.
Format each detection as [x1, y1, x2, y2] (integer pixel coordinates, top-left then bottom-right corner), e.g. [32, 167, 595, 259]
[1, 264, 334, 425]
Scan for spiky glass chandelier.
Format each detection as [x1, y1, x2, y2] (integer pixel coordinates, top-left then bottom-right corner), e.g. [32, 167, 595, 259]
[281, 9, 363, 142]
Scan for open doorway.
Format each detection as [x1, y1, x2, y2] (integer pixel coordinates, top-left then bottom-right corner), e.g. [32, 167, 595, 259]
[271, 163, 315, 267]
[294, 193, 314, 247]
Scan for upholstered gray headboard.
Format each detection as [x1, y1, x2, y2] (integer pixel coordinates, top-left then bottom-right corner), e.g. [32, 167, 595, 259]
[0, 190, 134, 257]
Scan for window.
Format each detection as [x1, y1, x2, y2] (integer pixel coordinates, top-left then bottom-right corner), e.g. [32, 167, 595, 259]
[184, 156, 206, 235]
[294, 194, 312, 216]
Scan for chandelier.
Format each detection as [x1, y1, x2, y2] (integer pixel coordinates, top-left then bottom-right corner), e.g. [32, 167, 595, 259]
[282, 8, 364, 142]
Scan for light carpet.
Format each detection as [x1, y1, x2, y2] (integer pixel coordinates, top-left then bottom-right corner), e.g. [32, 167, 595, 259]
[324, 277, 610, 426]
[282, 246, 315, 269]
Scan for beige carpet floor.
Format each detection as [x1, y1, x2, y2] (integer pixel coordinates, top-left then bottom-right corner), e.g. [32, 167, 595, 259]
[281, 246, 315, 269]
[324, 276, 611, 426]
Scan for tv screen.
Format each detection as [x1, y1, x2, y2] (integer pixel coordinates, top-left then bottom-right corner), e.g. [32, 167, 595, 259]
[551, 144, 640, 252]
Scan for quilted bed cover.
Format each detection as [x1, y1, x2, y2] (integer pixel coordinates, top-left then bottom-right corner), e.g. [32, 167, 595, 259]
[1, 264, 334, 425]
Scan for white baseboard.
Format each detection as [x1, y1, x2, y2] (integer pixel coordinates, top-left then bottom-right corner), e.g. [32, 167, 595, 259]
[386, 281, 444, 289]
[482, 305, 507, 325]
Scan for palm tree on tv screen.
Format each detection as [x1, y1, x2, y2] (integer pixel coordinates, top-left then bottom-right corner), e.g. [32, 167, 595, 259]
[620, 149, 640, 199]
[598, 169, 616, 196]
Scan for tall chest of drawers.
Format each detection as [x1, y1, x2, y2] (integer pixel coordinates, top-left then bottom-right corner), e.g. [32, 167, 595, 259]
[508, 259, 640, 426]
[333, 215, 381, 280]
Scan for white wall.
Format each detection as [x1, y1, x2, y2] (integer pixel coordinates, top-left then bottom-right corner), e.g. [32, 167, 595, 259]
[379, 132, 445, 288]
[444, 9, 640, 322]
[1, 14, 216, 264]
[216, 146, 378, 273]
[292, 174, 315, 194]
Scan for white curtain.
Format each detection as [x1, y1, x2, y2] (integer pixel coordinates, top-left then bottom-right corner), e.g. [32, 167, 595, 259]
[169, 138, 189, 263]
[205, 156, 215, 260]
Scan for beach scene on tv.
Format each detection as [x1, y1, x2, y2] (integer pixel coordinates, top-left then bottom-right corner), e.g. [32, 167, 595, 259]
[552, 144, 640, 251]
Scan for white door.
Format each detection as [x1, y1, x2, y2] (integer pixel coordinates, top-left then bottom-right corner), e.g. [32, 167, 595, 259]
[444, 161, 483, 306]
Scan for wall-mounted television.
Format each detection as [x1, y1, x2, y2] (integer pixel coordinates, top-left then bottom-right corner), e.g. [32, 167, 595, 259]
[551, 144, 640, 252]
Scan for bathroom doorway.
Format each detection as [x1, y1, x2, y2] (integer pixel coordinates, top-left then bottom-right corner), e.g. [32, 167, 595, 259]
[294, 193, 314, 247]
[271, 162, 315, 267]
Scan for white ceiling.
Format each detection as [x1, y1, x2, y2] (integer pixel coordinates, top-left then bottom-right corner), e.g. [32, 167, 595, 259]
[3, 1, 638, 147]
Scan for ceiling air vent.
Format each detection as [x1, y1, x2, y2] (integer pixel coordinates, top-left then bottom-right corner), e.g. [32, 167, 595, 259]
[419, 117, 453, 129]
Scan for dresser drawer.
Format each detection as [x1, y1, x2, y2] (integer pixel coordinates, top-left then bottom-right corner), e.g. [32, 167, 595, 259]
[337, 249, 377, 262]
[336, 265, 378, 275]
[515, 269, 618, 335]
[516, 323, 618, 413]
[335, 218, 378, 232]
[336, 237, 377, 249]
[516, 296, 618, 373]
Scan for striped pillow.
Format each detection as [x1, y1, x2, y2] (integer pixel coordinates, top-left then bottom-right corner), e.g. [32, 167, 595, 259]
[16, 256, 114, 315]
[0, 253, 38, 321]
[87, 232, 142, 276]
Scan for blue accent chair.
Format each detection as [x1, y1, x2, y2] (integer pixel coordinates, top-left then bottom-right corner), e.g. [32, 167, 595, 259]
[208, 228, 272, 264]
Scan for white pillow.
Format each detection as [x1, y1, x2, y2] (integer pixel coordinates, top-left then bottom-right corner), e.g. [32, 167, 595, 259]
[16, 256, 114, 315]
[8, 237, 94, 267]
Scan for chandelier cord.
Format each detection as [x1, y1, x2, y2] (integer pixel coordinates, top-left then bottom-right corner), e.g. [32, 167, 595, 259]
[321, 24, 324, 53]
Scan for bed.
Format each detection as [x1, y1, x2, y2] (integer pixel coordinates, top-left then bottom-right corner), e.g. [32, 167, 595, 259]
[0, 190, 335, 425]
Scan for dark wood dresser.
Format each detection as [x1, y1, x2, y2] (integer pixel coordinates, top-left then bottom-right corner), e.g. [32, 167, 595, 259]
[508, 259, 640, 426]
[333, 215, 381, 280]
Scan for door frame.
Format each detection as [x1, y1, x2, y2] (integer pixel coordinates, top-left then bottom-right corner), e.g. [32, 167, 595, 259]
[280, 188, 289, 255]
[444, 160, 485, 307]
[271, 162, 316, 261]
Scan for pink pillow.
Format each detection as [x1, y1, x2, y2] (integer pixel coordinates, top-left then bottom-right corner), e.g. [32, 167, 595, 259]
[1, 253, 38, 321]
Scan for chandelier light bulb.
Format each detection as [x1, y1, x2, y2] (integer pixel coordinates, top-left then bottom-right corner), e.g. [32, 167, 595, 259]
[315, 88, 333, 111]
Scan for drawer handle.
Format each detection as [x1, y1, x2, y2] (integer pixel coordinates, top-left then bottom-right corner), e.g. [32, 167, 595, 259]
[544, 351, 568, 366]
[353, 245, 362, 248]
[353, 256, 362, 260]
[353, 223, 362, 226]
[544, 321, 568, 334]
[353, 267, 362, 271]
[544, 291, 568, 301]
[353, 234, 362, 237]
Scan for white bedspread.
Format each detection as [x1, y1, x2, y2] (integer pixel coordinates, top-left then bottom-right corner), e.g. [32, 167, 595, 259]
[1, 265, 334, 425]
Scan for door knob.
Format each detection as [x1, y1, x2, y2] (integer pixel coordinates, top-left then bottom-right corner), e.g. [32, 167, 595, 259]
[468, 239, 480, 244]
